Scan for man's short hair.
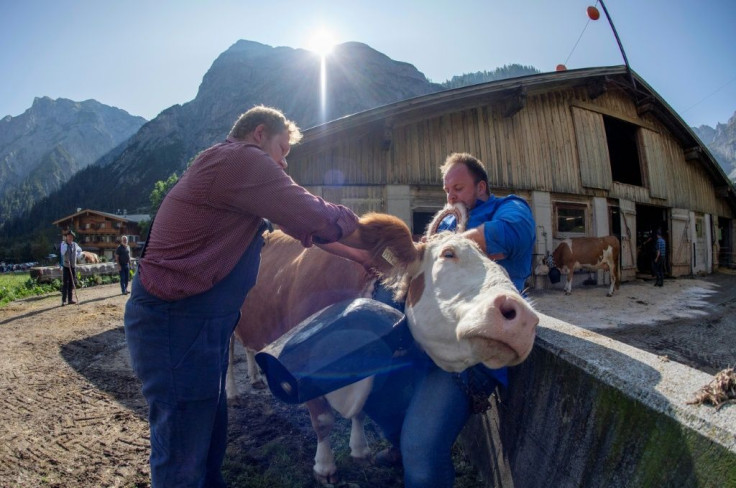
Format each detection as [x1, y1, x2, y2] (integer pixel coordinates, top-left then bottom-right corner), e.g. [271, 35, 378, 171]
[439, 152, 490, 196]
[121, 235, 128, 243]
[229, 105, 302, 144]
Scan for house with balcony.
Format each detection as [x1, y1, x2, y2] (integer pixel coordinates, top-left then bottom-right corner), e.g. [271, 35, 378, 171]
[53, 209, 149, 261]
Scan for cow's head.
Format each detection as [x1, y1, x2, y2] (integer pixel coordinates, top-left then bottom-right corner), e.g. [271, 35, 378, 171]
[405, 232, 538, 372]
[342, 212, 538, 373]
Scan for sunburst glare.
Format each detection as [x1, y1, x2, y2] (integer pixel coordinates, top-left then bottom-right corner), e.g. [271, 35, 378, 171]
[308, 29, 336, 123]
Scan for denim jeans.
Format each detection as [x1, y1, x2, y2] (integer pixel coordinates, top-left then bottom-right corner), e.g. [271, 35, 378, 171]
[125, 233, 264, 487]
[61, 266, 76, 303]
[119, 263, 130, 293]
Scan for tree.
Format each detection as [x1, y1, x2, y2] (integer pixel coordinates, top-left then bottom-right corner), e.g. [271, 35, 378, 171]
[149, 172, 179, 218]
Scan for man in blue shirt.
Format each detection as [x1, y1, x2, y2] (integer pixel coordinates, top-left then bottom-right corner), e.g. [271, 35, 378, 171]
[654, 229, 666, 287]
[364, 152, 536, 488]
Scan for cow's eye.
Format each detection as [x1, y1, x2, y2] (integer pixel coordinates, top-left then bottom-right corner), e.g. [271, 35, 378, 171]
[441, 248, 456, 259]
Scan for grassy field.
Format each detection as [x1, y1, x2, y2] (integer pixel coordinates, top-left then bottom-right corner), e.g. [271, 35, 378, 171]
[0, 272, 58, 307]
[0, 272, 31, 287]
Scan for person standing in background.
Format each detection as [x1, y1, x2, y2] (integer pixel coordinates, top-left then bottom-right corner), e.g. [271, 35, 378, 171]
[654, 229, 666, 287]
[59, 230, 82, 306]
[115, 235, 131, 295]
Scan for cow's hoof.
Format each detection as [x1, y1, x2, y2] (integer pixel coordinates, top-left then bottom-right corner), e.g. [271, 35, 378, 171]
[606, 293, 613, 297]
[564, 291, 571, 296]
[313, 470, 339, 485]
[351, 454, 372, 466]
[251, 379, 267, 390]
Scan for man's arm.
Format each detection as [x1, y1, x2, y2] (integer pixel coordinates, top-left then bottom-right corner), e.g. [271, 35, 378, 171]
[315, 240, 374, 271]
[466, 198, 535, 261]
[461, 225, 504, 260]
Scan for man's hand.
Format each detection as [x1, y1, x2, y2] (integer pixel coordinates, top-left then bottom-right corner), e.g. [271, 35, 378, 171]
[316, 241, 374, 272]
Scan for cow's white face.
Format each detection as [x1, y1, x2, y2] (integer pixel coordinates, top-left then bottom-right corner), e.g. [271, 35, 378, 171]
[405, 232, 538, 373]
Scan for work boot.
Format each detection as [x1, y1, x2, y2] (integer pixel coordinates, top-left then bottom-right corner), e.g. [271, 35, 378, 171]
[373, 446, 402, 467]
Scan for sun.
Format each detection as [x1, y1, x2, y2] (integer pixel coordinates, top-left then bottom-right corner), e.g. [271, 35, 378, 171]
[308, 29, 336, 57]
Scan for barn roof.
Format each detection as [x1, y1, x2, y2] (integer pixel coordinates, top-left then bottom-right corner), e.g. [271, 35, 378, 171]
[301, 65, 736, 211]
[52, 209, 150, 225]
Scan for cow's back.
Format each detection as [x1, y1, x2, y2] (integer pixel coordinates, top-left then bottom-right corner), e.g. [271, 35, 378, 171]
[235, 231, 373, 351]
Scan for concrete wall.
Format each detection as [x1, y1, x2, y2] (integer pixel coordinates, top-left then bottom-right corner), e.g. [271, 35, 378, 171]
[460, 314, 736, 487]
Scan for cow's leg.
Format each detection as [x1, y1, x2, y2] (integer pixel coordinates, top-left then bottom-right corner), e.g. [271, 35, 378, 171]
[324, 378, 374, 463]
[245, 348, 266, 389]
[348, 412, 371, 464]
[607, 263, 616, 297]
[564, 272, 573, 295]
[225, 336, 239, 399]
[306, 397, 338, 484]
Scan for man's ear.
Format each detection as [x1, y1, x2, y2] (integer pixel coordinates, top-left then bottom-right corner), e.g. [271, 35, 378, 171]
[252, 124, 267, 143]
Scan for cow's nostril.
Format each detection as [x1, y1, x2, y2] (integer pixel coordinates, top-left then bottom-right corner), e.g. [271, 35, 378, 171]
[501, 306, 516, 320]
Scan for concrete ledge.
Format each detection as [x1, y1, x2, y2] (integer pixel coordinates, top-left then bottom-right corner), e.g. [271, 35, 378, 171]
[460, 313, 736, 487]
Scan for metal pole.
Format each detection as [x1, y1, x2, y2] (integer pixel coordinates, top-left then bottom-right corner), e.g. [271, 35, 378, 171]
[597, 0, 637, 90]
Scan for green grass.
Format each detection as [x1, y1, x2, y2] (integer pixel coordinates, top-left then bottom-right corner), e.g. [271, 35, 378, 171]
[0, 272, 31, 287]
[0, 270, 126, 307]
[0, 272, 60, 307]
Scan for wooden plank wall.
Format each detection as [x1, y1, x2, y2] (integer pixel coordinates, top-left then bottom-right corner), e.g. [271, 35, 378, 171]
[286, 84, 733, 219]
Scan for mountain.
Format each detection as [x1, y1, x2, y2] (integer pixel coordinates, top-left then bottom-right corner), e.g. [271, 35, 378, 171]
[692, 111, 736, 182]
[0, 40, 540, 252]
[0, 97, 146, 226]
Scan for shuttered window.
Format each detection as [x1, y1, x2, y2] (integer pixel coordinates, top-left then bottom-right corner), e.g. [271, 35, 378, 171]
[638, 128, 669, 199]
[571, 107, 612, 190]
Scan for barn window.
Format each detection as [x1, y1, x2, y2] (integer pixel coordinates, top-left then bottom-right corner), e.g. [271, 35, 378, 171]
[555, 203, 587, 236]
[412, 210, 439, 240]
[604, 115, 643, 186]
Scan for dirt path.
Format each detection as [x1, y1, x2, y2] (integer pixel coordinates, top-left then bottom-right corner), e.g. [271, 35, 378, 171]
[528, 269, 736, 375]
[0, 286, 150, 487]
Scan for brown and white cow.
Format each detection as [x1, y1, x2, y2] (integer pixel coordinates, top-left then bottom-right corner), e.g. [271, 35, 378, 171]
[80, 251, 100, 264]
[229, 211, 538, 482]
[551, 235, 620, 297]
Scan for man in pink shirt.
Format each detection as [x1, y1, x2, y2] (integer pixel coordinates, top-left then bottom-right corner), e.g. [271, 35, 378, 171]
[124, 105, 364, 487]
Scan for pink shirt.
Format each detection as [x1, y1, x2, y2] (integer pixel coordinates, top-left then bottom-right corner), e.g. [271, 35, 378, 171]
[139, 137, 359, 301]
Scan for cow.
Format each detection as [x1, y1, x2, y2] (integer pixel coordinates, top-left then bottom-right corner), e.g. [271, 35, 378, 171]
[228, 208, 539, 483]
[551, 235, 620, 297]
[80, 251, 100, 264]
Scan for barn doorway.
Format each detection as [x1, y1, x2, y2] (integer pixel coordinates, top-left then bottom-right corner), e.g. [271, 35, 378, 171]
[635, 204, 668, 275]
[412, 210, 438, 241]
[718, 217, 733, 268]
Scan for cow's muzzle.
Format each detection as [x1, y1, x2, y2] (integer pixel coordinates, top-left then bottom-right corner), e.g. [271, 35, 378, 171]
[459, 294, 539, 368]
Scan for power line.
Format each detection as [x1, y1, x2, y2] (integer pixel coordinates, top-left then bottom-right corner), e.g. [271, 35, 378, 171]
[682, 74, 736, 114]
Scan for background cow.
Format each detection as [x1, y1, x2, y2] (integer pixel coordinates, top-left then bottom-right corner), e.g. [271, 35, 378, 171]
[551, 235, 620, 297]
[80, 251, 100, 264]
[228, 210, 538, 483]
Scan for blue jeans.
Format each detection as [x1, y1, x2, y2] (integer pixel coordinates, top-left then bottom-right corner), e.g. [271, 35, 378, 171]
[364, 356, 501, 488]
[364, 283, 502, 488]
[119, 263, 130, 293]
[125, 233, 264, 487]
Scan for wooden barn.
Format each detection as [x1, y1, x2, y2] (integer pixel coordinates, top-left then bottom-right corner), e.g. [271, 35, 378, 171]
[286, 65, 736, 289]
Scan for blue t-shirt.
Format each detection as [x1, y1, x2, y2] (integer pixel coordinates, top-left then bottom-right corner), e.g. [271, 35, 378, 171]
[438, 195, 536, 291]
[438, 195, 536, 388]
[656, 237, 666, 257]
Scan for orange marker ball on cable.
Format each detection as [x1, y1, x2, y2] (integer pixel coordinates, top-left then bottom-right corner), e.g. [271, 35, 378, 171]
[587, 6, 600, 20]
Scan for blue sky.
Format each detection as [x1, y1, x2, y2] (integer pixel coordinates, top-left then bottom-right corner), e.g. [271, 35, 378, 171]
[1, 0, 734, 128]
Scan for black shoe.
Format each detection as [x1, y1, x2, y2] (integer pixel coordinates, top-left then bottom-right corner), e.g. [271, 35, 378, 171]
[61, 302, 66, 307]
[374, 446, 402, 467]
[69, 300, 77, 305]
